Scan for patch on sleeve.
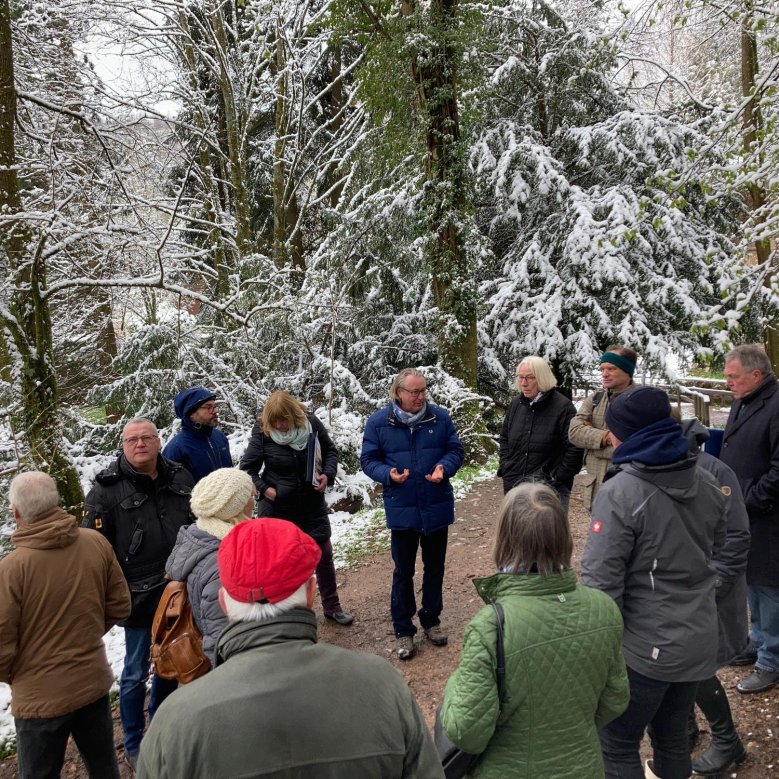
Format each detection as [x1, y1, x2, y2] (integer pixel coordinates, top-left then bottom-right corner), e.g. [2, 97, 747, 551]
[94, 516, 103, 529]
[591, 520, 602, 533]
[721, 485, 732, 497]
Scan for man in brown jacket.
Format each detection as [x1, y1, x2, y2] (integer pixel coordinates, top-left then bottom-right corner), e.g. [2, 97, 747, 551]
[0, 471, 131, 778]
[568, 345, 638, 510]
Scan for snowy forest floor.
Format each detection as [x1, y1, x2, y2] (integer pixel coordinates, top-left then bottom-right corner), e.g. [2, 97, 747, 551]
[0, 475, 777, 778]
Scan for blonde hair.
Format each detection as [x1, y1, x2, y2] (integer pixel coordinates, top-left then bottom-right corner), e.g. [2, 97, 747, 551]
[493, 483, 572, 575]
[260, 391, 309, 435]
[516, 356, 557, 392]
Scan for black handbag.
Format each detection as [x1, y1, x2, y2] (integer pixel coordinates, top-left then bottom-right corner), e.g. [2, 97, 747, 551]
[434, 601, 506, 779]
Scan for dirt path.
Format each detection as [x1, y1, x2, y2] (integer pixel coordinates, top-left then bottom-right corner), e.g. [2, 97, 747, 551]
[2, 476, 777, 777]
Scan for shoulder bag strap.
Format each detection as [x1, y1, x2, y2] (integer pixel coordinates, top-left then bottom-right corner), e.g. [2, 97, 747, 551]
[491, 601, 506, 706]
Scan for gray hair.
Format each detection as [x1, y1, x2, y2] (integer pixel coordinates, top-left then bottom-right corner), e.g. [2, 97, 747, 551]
[123, 417, 158, 434]
[725, 345, 772, 376]
[220, 581, 310, 622]
[493, 483, 572, 576]
[9, 471, 60, 522]
[389, 368, 426, 402]
[516, 356, 558, 392]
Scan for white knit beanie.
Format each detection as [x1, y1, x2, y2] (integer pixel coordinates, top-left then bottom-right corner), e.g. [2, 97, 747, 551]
[191, 468, 255, 540]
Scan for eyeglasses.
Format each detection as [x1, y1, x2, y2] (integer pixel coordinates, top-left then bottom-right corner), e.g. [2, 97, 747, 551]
[516, 375, 537, 383]
[123, 435, 159, 447]
[399, 386, 426, 397]
[200, 403, 217, 412]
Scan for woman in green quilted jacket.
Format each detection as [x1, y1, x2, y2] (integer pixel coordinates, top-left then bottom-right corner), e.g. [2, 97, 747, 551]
[440, 483, 629, 778]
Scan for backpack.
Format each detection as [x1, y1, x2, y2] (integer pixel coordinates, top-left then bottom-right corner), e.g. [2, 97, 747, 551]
[150, 580, 211, 684]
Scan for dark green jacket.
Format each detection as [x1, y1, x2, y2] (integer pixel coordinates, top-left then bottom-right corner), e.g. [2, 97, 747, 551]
[441, 570, 628, 779]
[138, 608, 444, 779]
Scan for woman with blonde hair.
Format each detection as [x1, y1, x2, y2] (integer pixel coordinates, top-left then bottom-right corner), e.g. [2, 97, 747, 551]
[498, 355, 583, 510]
[440, 483, 629, 778]
[239, 390, 353, 625]
[165, 467, 255, 664]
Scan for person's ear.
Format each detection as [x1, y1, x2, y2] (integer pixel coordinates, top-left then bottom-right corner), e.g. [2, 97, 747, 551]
[306, 577, 316, 608]
[11, 506, 23, 527]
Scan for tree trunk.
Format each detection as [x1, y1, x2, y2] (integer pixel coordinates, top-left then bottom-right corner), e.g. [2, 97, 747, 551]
[0, 0, 83, 511]
[402, 0, 478, 388]
[740, 11, 778, 370]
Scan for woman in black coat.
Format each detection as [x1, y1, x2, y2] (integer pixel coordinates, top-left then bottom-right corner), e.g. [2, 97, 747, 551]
[239, 390, 353, 625]
[498, 356, 583, 511]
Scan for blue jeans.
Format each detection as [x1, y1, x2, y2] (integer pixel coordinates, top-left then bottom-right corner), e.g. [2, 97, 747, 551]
[15, 693, 119, 779]
[120, 626, 177, 756]
[599, 666, 699, 779]
[390, 527, 448, 637]
[747, 585, 779, 672]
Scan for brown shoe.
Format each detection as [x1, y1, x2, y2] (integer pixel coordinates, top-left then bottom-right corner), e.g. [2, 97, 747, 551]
[425, 625, 448, 646]
[397, 636, 416, 660]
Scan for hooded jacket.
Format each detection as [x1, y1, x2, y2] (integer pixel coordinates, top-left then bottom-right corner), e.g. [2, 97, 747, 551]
[163, 387, 232, 484]
[83, 454, 194, 627]
[165, 525, 226, 665]
[498, 389, 583, 494]
[361, 403, 464, 534]
[137, 608, 444, 779]
[681, 419, 750, 665]
[720, 373, 779, 586]
[441, 571, 628, 779]
[581, 421, 727, 682]
[239, 414, 338, 541]
[0, 507, 130, 718]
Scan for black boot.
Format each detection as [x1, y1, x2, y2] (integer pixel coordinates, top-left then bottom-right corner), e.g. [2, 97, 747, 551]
[692, 676, 747, 776]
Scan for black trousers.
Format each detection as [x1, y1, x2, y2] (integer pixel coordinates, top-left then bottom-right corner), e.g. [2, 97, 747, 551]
[390, 527, 448, 637]
[15, 693, 119, 779]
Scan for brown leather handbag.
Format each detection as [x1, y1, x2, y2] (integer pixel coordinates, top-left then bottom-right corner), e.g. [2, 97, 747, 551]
[150, 580, 211, 684]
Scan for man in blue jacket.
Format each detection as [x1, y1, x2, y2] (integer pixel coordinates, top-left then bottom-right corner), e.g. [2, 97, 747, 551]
[163, 386, 232, 483]
[361, 368, 464, 660]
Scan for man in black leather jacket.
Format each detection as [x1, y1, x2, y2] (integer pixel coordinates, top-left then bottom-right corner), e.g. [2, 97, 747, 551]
[83, 417, 193, 770]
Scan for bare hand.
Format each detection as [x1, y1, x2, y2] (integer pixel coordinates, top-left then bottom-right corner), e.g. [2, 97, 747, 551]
[390, 468, 410, 484]
[425, 464, 445, 483]
[264, 486, 277, 501]
[314, 474, 328, 493]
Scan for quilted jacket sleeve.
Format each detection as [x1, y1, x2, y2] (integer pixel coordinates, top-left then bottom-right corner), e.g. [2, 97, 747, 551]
[312, 415, 339, 485]
[440, 609, 501, 754]
[594, 614, 630, 728]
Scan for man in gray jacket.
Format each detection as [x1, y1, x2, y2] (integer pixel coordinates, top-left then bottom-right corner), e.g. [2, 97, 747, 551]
[581, 387, 727, 779]
[138, 518, 444, 779]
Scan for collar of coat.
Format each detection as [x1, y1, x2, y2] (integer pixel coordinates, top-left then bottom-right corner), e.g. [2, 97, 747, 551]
[473, 568, 577, 604]
[387, 403, 436, 427]
[11, 506, 79, 550]
[215, 607, 318, 666]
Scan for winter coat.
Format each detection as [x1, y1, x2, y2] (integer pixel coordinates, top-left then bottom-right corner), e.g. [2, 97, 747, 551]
[568, 384, 634, 509]
[162, 387, 232, 483]
[361, 403, 464, 534]
[0, 507, 130, 718]
[681, 419, 750, 664]
[498, 390, 584, 494]
[581, 423, 727, 682]
[137, 608, 444, 779]
[440, 570, 628, 779]
[83, 455, 194, 627]
[165, 525, 226, 665]
[720, 374, 779, 586]
[239, 414, 338, 542]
